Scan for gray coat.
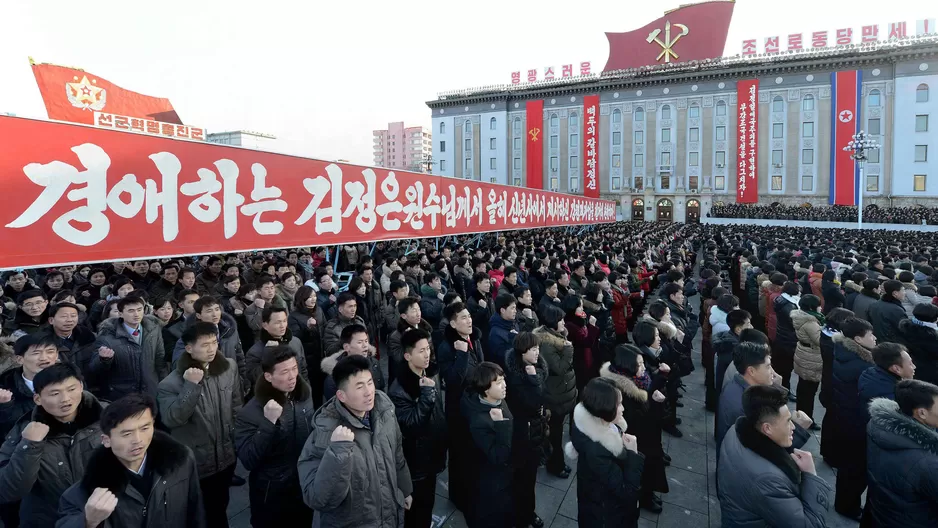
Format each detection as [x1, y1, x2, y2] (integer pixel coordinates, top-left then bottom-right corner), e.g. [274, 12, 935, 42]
[245, 330, 310, 387]
[157, 352, 243, 478]
[0, 393, 105, 528]
[169, 312, 248, 393]
[297, 391, 413, 528]
[90, 315, 167, 401]
[322, 314, 368, 357]
[718, 418, 833, 527]
[716, 374, 811, 456]
[851, 290, 879, 323]
[56, 431, 205, 528]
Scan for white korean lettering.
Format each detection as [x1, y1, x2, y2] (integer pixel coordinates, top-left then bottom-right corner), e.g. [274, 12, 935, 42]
[146, 153, 180, 242]
[403, 182, 426, 230]
[180, 160, 245, 239]
[295, 163, 342, 235]
[241, 163, 287, 235]
[374, 172, 404, 231]
[423, 183, 441, 229]
[343, 168, 378, 233]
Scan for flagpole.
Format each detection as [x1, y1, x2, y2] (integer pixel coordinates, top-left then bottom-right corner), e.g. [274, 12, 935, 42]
[844, 130, 878, 231]
[858, 160, 864, 230]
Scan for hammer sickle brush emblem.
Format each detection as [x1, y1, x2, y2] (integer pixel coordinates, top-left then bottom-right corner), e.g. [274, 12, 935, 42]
[647, 21, 690, 63]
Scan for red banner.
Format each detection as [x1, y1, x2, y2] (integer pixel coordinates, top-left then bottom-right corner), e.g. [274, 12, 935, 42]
[583, 95, 600, 198]
[526, 100, 544, 190]
[31, 62, 182, 126]
[0, 116, 616, 270]
[736, 79, 759, 203]
[829, 70, 861, 205]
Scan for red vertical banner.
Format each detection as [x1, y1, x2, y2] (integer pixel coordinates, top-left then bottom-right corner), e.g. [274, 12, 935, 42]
[525, 100, 544, 189]
[583, 95, 600, 198]
[829, 70, 861, 205]
[736, 79, 759, 203]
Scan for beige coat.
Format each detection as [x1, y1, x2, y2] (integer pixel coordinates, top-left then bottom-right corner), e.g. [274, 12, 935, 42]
[792, 310, 823, 382]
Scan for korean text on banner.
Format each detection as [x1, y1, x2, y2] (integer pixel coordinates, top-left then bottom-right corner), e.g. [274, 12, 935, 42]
[583, 95, 600, 198]
[736, 79, 759, 203]
[526, 100, 544, 190]
[0, 116, 617, 270]
[829, 70, 862, 205]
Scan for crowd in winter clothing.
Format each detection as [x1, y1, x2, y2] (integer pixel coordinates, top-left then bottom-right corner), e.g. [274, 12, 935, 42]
[710, 203, 938, 224]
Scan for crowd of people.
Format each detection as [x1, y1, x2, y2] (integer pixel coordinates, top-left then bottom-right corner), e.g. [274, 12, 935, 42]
[0, 219, 936, 527]
[709, 203, 938, 225]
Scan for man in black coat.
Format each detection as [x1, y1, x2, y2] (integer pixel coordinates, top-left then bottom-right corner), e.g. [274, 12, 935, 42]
[388, 329, 447, 528]
[43, 302, 97, 367]
[899, 303, 938, 385]
[869, 279, 908, 344]
[772, 282, 801, 393]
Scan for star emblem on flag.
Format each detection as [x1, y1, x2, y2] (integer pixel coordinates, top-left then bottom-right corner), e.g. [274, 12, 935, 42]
[66, 75, 107, 111]
[839, 110, 853, 123]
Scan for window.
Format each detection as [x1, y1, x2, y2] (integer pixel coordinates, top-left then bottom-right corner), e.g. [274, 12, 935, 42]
[570, 133, 578, 146]
[613, 131, 621, 144]
[661, 152, 671, 166]
[662, 129, 671, 143]
[465, 121, 471, 133]
[440, 141, 446, 153]
[689, 175, 698, 189]
[438, 122, 445, 134]
[868, 118, 881, 135]
[773, 96, 784, 113]
[772, 175, 783, 190]
[773, 123, 784, 138]
[635, 130, 644, 144]
[914, 174, 927, 191]
[802, 95, 815, 112]
[570, 177, 579, 191]
[550, 156, 558, 171]
[716, 151, 726, 167]
[717, 100, 727, 117]
[513, 137, 521, 150]
[550, 177, 559, 190]
[550, 135, 558, 148]
[867, 175, 879, 192]
[689, 152, 699, 166]
[772, 150, 783, 166]
[716, 126, 726, 141]
[613, 155, 621, 167]
[689, 105, 700, 119]
[918, 84, 930, 103]
[661, 105, 671, 120]
[802, 149, 814, 164]
[513, 118, 521, 132]
[661, 174, 671, 189]
[635, 176, 644, 190]
[801, 176, 813, 191]
[868, 89, 881, 107]
[570, 156, 578, 169]
[868, 148, 880, 164]
[613, 109, 621, 123]
[465, 138, 471, 152]
[513, 177, 522, 186]
[635, 107, 645, 121]
[916, 115, 929, 132]
[612, 177, 621, 190]
[465, 158, 471, 171]
[440, 160, 447, 171]
[916, 145, 928, 162]
[802, 122, 814, 138]
[489, 117, 497, 130]
[689, 128, 699, 142]
[550, 114, 559, 128]
[513, 157, 521, 170]
[489, 158, 497, 170]
[635, 154, 644, 167]
[715, 175, 725, 190]
[490, 138, 496, 150]
[569, 112, 577, 125]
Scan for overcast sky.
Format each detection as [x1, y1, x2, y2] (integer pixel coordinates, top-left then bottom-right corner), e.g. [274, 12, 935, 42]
[0, 0, 927, 164]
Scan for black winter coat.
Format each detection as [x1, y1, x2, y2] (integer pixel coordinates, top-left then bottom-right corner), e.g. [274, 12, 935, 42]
[467, 291, 495, 345]
[774, 296, 799, 349]
[858, 366, 899, 425]
[869, 297, 907, 345]
[899, 319, 938, 385]
[820, 333, 874, 468]
[822, 281, 847, 315]
[818, 329, 836, 409]
[388, 364, 447, 481]
[0, 367, 35, 439]
[461, 392, 514, 528]
[503, 348, 549, 468]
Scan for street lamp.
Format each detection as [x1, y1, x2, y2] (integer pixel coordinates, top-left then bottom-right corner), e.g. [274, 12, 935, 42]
[843, 130, 880, 230]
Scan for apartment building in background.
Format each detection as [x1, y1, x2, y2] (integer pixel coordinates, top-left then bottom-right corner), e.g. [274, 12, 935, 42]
[373, 121, 432, 172]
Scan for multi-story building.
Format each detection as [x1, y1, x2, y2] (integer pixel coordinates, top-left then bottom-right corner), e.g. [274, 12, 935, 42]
[206, 130, 277, 151]
[373, 122, 432, 173]
[426, 37, 938, 223]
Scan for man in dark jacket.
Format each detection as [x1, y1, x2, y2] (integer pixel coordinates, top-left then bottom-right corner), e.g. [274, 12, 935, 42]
[43, 302, 96, 367]
[712, 309, 751, 397]
[718, 385, 833, 526]
[322, 292, 370, 357]
[487, 294, 520, 369]
[0, 334, 58, 438]
[298, 355, 413, 528]
[195, 256, 224, 296]
[170, 296, 247, 391]
[900, 303, 938, 385]
[56, 393, 206, 528]
[388, 329, 447, 528]
[859, 342, 916, 424]
[235, 346, 314, 528]
[537, 279, 562, 319]
[772, 282, 801, 393]
[869, 279, 908, 344]
[321, 324, 384, 402]
[419, 273, 446, 331]
[245, 305, 310, 387]
[0, 363, 105, 528]
[148, 263, 181, 301]
[468, 272, 495, 345]
[387, 297, 434, 386]
[4, 290, 48, 340]
[866, 380, 938, 527]
[157, 322, 243, 528]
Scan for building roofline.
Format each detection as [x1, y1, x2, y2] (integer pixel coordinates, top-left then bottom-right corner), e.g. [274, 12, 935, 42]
[206, 130, 277, 139]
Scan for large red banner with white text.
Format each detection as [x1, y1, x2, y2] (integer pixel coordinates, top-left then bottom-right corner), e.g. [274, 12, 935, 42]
[582, 95, 600, 198]
[0, 117, 616, 269]
[736, 79, 759, 203]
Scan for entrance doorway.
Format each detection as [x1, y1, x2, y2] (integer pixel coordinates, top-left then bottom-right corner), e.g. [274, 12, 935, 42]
[632, 199, 645, 221]
[686, 199, 700, 223]
[657, 199, 673, 222]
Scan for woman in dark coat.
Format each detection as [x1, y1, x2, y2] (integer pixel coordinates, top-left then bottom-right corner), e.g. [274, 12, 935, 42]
[898, 303, 938, 385]
[504, 332, 550, 528]
[818, 308, 854, 410]
[565, 377, 645, 528]
[821, 270, 847, 315]
[562, 294, 601, 393]
[288, 286, 326, 408]
[600, 345, 669, 513]
[460, 361, 514, 528]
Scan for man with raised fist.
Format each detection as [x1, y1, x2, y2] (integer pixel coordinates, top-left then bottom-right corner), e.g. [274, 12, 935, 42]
[157, 322, 242, 528]
[235, 346, 314, 528]
[57, 393, 206, 528]
[0, 362, 105, 528]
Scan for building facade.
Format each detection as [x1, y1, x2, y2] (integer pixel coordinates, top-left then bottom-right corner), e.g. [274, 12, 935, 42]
[427, 38, 938, 222]
[206, 130, 277, 151]
[373, 122, 432, 173]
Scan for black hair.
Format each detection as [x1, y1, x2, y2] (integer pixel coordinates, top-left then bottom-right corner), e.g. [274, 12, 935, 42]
[443, 291, 462, 305]
[495, 294, 516, 314]
[262, 305, 288, 323]
[872, 342, 908, 371]
[512, 331, 540, 354]
[648, 301, 669, 321]
[473, 272, 490, 286]
[398, 297, 421, 315]
[223, 274, 241, 286]
[727, 309, 751, 331]
[738, 328, 769, 346]
[611, 344, 643, 376]
[13, 333, 59, 356]
[632, 320, 659, 348]
[401, 328, 432, 356]
[332, 354, 373, 390]
[733, 341, 771, 376]
[504, 266, 518, 278]
[842, 317, 874, 339]
[340, 323, 369, 345]
[883, 279, 904, 297]
[207, 256, 223, 266]
[716, 294, 740, 314]
[913, 303, 938, 323]
[100, 393, 157, 435]
[466, 361, 504, 396]
[560, 294, 582, 317]
[581, 377, 622, 423]
[33, 362, 83, 395]
[896, 379, 938, 417]
[389, 280, 408, 295]
[742, 384, 790, 425]
[294, 285, 316, 312]
[116, 295, 146, 312]
[176, 288, 199, 303]
[444, 301, 468, 322]
[256, 276, 276, 290]
[49, 302, 81, 319]
[798, 294, 822, 313]
[541, 305, 565, 330]
[261, 345, 298, 373]
[825, 308, 855, 331]
[182, 321, 218, 346]
[16, 289, 46, 305]
[336, 292, 357, 308]
[662, 282, 682, 300]
[193, 295, 220, 314]
[782, 282, 801, 296]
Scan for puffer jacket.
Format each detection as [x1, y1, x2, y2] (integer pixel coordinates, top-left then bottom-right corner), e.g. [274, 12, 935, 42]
[858, 366, 899, 425]
[89, 315, 167, 401]
[866, 398, 938, 528]
[821, 333, 874, 468]
[843, 280, 862, 311]
[712, 330, 740, 394]
[821, 280, 846, 315]
[533, 326, 577, 415]
[245, 329, 310, 387]
[791, 310, 823, 383]
[709, 306, 730, 336]
[870, 296, 908, 344]
[0, 393, 105, 528]
[503, 347, 549, 468]
[320, 350, 385, 401]
[169, 312, 248, 391]
[765, 286, 783, 342]
[157, 351, 243, 478]
[901, 283, 933, 317]
[387, 364, 447, 481]
[487, 315, 519, 369]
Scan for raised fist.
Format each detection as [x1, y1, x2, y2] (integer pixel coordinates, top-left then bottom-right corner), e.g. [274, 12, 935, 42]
[84, 487, 118, 527]
[331, 425, 355, 443]
[418, 376, 436, 388]
[22, 421, 50, 442]
[588, 316, 597, 327]
[454, 341, 469, 352]
[791, 449, 817, 475]
[307, 317, 317, 328]
[478, 299, 487, 309]
[524, 365, 537, 376]
[183, 367, 204, 385]
[652, 390, 666, 403]
[622, 433, 638, 453]
[253, 298, 266, 309]
[659, 363, 671, 374]
[98, 346, 115, 359]
[489, 408, 506, 422]
[522, 308, 533, 319]
[263, 400, 283, 424]
[0, 389, 12, 404]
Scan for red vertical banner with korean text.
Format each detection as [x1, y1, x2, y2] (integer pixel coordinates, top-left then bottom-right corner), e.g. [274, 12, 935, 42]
[525, 100, 544, 190]
[0, 116, 617, 270]
[583, 95, 600, 198]
[736, 79, 759, 203]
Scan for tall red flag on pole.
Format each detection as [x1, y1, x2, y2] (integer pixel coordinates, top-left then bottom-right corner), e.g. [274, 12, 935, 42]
[526, 100, 544, 190]
[30, 60, 183, 126]
[829, 70, 862, 205]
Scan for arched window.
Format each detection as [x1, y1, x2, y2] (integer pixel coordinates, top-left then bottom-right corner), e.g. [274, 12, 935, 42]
[464, 120, 471, 133]
[513, 117, 521, 132]
[633, 199, 644, 207]
[802, 95, 815, 112]
[716, 100, 727, 117]
[772, 96, 784, 113]
[439, 122, 445, 134]
[657, 198, 672, 207]
[569, 112, 577, 125]
[550, 114, 559, 127]
[635, 107, 645, 121]
[917, 84, 929, 103]
[868, 89, 881, 107]
[613, 109, 621, 123]
[661, 105, 671, 120]
[687, 199, 700, 208]
[489, 117, 497, 130]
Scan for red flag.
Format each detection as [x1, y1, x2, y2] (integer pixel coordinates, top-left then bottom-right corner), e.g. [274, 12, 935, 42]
[526, 100, 544, 190]
[603, 1, 735, 72]
[31, 62, 182, 126]
[736, 79, 759, 203]
[582, 95, 600, 198]
[829, 70, 861, 205]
